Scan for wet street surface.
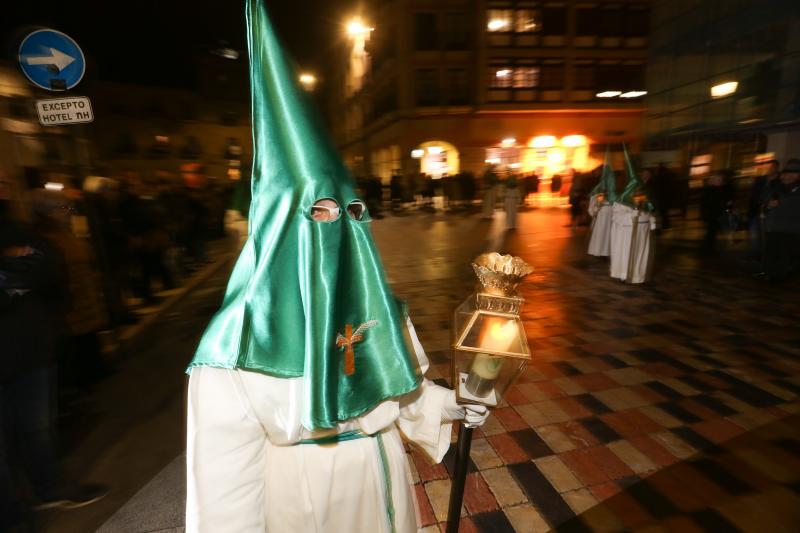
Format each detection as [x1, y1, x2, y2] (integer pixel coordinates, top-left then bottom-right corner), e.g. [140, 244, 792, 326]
[40, 206, 799, 532]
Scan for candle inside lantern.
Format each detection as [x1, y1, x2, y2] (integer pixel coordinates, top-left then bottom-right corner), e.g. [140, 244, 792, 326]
[465, 318, 517, 398]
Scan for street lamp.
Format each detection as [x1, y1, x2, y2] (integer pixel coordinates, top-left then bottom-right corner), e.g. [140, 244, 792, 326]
[711, 81, 738, 98]
[299, 72, 317, 91]
[501, 137, 516, 147]
[346, 18, 373, 38]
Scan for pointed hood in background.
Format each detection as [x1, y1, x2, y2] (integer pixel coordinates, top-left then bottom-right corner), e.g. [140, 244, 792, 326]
[617, 144, 654, 211]
[590, 146, 617, 203]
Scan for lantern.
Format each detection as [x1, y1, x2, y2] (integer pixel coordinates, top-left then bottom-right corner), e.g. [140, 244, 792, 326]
[452, 253, 533, 407]
[446, 252, 533, 533]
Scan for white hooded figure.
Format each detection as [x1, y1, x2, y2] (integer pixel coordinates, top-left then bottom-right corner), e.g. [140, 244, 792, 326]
[587, 150, 616, 257]
[587, 195, 613, 257]
[184, 3, 489, 532]
[608, 145, 656, 284]
[609, 203, 656, 283]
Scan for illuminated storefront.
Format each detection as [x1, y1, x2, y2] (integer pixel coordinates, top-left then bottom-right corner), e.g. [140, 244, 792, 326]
[484, 134, 597, 206]
[411, 140, 460, 178]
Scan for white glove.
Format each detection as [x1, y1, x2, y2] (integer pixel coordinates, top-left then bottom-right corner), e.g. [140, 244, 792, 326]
[442, 389, 490, 428]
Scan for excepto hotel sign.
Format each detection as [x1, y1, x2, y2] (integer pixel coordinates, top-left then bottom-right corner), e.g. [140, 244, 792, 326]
[36, 96, 94, 126]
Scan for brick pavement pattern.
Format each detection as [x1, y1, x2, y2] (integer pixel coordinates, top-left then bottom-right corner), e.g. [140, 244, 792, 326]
[382, 209, 800, 533]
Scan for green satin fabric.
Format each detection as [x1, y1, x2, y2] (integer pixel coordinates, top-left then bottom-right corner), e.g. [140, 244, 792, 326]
[590, 147, 617, 203]
[617, 144, 655, 211]
[188, 0, 420, 429]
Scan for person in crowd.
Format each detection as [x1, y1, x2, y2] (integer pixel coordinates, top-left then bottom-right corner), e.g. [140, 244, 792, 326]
[185, 185, 210, 266]
[504, 172, 521, 229]
[406, 172, 418, 208]
[123, 180, 175, 304]
[481, 163, 498, 218]
[551, 173, 562, 194]
[390, 171, 403, 212]
[749, 160, 781, 260]
[700, 170, 735, 254]
[569, 171, 587, 228]
[458, 171, 475, 208]
[29, 189, 110, 394]
[1, 186, 106, 530]
[366, 175, 384, 219]
[653, 163, 674, 229]
[421, 172, 435, 211]
[760, 159, 800, 281]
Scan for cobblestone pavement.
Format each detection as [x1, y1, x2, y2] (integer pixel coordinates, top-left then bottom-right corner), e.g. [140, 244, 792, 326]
[405, 207, 800, 532]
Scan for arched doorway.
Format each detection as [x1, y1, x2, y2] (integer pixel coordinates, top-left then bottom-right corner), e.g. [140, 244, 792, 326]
[412, 140, 460, 178]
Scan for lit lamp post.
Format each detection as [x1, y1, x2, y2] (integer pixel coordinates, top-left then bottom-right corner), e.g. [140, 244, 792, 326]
[299, 72, 317, 91]
[446, 252, 533, 533]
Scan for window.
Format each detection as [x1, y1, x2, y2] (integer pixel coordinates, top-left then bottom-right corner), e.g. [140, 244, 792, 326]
[489, 64, 540, 89]
[514, 67, 540, 88]
[490, 66, 514, 88]
[598, 6, 624, 37]
[443, 12, 469, 49]
[541, 5, 567, 35]
[488, 7, 540, 33]
[487, 9, 513, 32]
[596, 63, 645, 92]
[515, 9, 540, 32]
[576, 6, 597, 36]
[371, 84, 397, 120]
[625, 6, 649, 37]
[415, 69, 439, 106]
[447, 68, 470, 105]
[573, 61, 596, 89]
[415, 12, 438, 50]
[181, 136, 203, 159]
[540, 62, 565, 89]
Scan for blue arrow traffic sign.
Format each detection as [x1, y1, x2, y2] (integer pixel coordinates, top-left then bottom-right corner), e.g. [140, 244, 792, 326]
[18, 29, 85, 91]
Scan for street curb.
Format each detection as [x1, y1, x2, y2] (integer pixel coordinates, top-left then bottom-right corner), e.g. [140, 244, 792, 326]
[116, 252, 234, 349]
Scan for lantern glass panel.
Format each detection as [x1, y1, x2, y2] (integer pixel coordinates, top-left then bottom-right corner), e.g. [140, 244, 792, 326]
[452, 293, 531, 407]
[453, 349, 528, 407]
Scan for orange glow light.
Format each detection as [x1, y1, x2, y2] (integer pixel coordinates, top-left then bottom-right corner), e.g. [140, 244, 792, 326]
[561, 135, 586, 147]
[530, 135, 556, 148]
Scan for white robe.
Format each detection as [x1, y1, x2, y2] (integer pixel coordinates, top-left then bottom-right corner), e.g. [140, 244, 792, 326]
[505, 187, 520, 229]
[609, 203, 656, 284]
[186, 318, 452, 533]
[587, 198, 613, 257]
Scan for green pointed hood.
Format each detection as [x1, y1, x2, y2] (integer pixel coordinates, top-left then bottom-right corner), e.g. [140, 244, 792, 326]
[590, 147, 616, 202]
[188, 0, 420, 429]
[617, 144, 654, 211]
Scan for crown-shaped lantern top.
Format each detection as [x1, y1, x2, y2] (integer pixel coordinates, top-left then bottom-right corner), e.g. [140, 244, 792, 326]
[472, 253, 534, 297]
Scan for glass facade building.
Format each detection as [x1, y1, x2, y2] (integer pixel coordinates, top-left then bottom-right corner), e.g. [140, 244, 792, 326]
[645, 0, 800, 169]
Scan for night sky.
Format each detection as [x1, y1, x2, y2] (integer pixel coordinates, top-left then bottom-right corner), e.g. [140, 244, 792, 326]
[3, 0, 341, 89]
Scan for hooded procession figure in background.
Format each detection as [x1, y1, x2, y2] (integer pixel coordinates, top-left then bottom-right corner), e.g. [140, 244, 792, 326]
[609, 145, 657, 284]
[184, 2, 488, 531]
[587, 147, 616, 257]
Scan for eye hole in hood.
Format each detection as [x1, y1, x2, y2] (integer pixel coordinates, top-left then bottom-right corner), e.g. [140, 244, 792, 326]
[310, 198, 341, 222]
[346, 200, 367, 221]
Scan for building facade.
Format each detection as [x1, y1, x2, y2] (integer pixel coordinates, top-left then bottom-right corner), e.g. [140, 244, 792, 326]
[645, 0, 800, 174]
[330, 0, 650, 184]
[90, 52, 252, 185]
[89, 81, 251, 185]
[0, 61, 94, 220]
